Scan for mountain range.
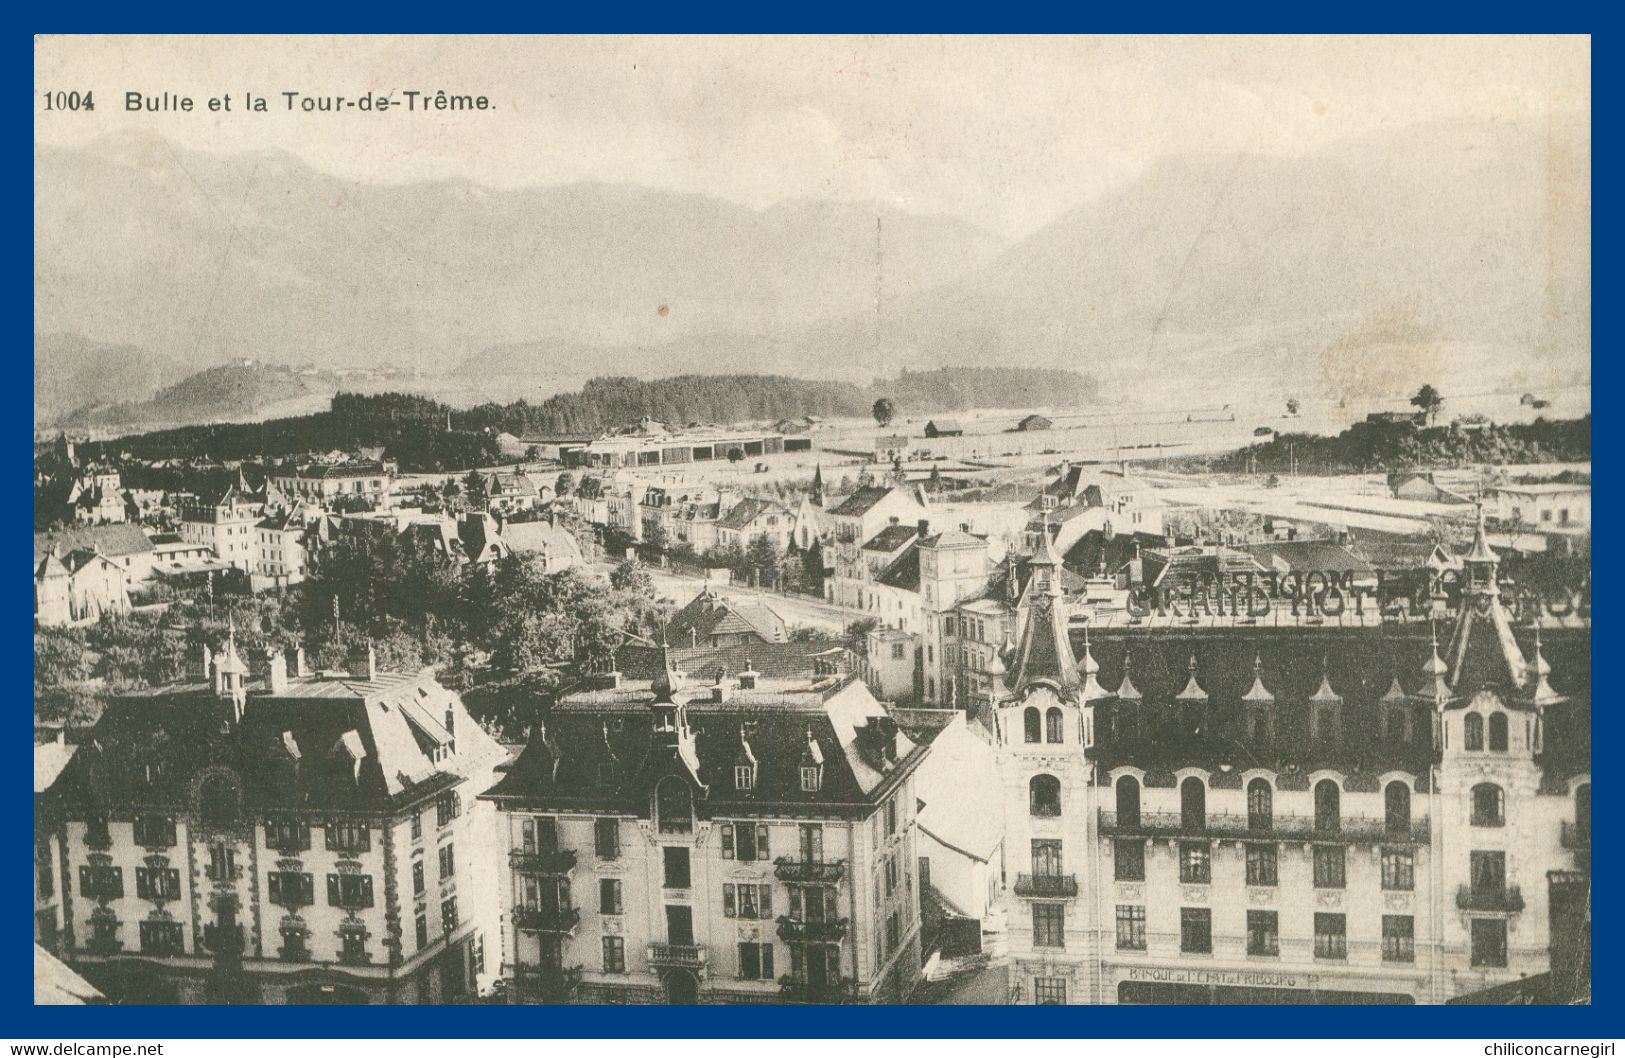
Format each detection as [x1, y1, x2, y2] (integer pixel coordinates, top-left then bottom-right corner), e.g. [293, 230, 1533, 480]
[37, 115, 1588, 429]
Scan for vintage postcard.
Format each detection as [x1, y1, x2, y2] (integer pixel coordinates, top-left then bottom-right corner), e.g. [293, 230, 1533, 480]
[33, 35, 1589, 1012]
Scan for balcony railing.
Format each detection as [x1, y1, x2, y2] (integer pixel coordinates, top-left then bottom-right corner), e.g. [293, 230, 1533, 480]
[778, 975, 859, 1003]
[776, 916, 850, 943]
[512, 964, 584, 1002]
[509, 848, 578, 875]
[1098, 810, 1431, 844]
[773, 858, 847, 884]
[512, 905, 581, 934]
[1013, 873, 1080, 898]
[1561, 822, 1590, 849]
[1456, 885, 1525, 913]
[647, 943, 708, 971]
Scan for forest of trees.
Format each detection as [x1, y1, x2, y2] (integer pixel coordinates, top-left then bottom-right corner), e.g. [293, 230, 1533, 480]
[1188, 415, 1591, 475]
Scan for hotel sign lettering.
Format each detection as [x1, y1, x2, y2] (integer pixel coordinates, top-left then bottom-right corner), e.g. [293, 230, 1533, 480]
[1124, 966, 1321, 989]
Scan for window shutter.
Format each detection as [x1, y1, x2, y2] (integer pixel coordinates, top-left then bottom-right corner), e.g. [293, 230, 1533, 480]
[360, 875, 374, 907]
[723, 883, 736, 917]
[301, 873, 314, 905]
[721, 824, 734, 859]
[268, 873, 282, 903]
[326, 874, 341, 906]
[788, 887, 802, 919]
[757, 824, 770, 858]
[760, 885, 773, 916]
[761, 943, 775, 978]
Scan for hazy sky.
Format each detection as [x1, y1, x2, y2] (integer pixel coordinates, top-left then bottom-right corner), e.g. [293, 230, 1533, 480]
[37, 35, 1588, 238]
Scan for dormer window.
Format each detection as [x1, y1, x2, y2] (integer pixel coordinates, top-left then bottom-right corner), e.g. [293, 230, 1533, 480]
[734, 765, 755, 792]
[800, 765, 822, 793]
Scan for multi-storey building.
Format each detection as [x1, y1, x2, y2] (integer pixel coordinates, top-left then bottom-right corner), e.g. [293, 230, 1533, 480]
[986, 514, 1589, 1005]
[37, 635, 507, 1004]
[180, 486, 262, 572]
[269, 462, 392, 506]
[481, 650, 928, 1004]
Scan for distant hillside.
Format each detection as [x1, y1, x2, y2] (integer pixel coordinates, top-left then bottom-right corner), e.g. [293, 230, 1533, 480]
[35, 333, 189, 426]
[65, 361, 328, 429]
[459, 368, 1098, 435]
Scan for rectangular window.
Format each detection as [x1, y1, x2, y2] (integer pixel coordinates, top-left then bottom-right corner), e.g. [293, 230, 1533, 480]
[600, 878, 623, 915]
[325, 822, 370, 854]
[133, 816, 176, 848]
[325, 873, 375, 909]
[266, 871, 313, 908]
[413, 860, 425, 895]
[1245, 844, 1278, 886]
[1180, 908, 1212, 954]
[436, 791, 461, 827]
[798, 824, 824, 863]
[722, 822, 770, 862]
[411, 811, 422, 841]
[1114, 839, 1145, 881]
[734, 765, 754, 791]
[885, 798, 898, 837]
[1382, 915, 1415, 962]
[1247, 910, 1279, 956]
[138, 921, 183, 956]
[438, 843, 456, 880]
[1179, 841, 1211, 884]
[737, 941, 775, 980]
[1313, 845, 1346, 889]
[415, 912, 428, 950]
[602, 935, 626, 973]
[78, 865, 123, 900]
[595, 818, 620, 860]
[724, 883, 775, 919]
[1032, 903, 1065, 949]
[1381, 847, 1415, 891]
[1314, 913, 1348, 959]
[800, 766, 821, 792]
[1471, 919, 1508, 967]
[1115, 905, 1146, 951]
[1033, 977, 1067, 1005]
[663, 846, 691, 889]
[441, 897, 459, 932]
[263, 819, 308, 853]
[1470, 850, 1507, 895]
[135, 866, 182, 901]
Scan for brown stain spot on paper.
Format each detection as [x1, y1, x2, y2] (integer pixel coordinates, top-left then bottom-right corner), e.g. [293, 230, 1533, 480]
[657, 304, 670, 317]
[1312, 100, 1328, 117]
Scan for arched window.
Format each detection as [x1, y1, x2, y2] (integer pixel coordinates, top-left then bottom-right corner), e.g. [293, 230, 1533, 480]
[1247, 779, 1272, 831]
[1576, 783, 1591, 840]
[1488, 712, 1509, 752]
[1471, 783, 1505, 827]
[1385, 781, 1411, 835]
[1029, 774, 1062, 817]
[1115, 776, 1140, 827]
[1464, 713, 1485, 751]
[1314, 779, 1341, 833]
[1023, 707, 1041, 744]
[1045, 708, 1064, 744]
[1180, 777, 1206, 831]
[655, 777, 693, 834]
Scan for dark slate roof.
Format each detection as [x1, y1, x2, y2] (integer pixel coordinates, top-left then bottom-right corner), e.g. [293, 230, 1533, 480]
[716, 497, 785, 532]
[41, 669, 506, 817]
[34, 525, 154, 562]
[1074, 625, 1588, 783]
[876, 545, 921, 590]
[863, 524, 920, 553]
[829, 486, 896, 517]
[482, 673, 925, 817]
[620, 642, 847, 682]
[665, 591, 788, 646]
[1062, 530, 1165, 576]
[1234, 540, 1377, 575]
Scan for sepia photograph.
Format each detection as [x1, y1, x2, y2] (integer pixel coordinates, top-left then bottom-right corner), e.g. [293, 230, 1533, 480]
[31, 34, 1590, 1015]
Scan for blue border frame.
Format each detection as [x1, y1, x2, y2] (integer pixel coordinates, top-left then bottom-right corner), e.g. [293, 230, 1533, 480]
[17, 18, 1604, 1038]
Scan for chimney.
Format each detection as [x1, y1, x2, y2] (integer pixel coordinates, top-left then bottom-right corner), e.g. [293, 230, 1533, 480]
[917, 519, 929, 538]
[264, 650, 287, 694]
[347, 643, 377, 681]
[714, 671, 731, 704]
[738, 660, 758, 691]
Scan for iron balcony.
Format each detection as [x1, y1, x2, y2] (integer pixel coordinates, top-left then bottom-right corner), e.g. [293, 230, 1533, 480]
[512, 963, 583, 1002]
[646, 943, 708, 971]
[512, 905, 581, 934]
[776, 916, 850, 943]
[779, 975, 859, 1003]
[1013, 873, 1080, 898]
[773, 858, 846, 884]
[1456, 885, 1525, 913]
[509, 848, 578, 875]
[1098, 809, 1431, 844]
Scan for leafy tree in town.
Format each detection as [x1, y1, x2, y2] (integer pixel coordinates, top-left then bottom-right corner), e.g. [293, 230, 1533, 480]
[872, 397, 896, 427]
[1411, 385, 1444, 425]
[845, 617, 879, 657]
[555, 471, 575, 498]
[463, 470, 490, 511]
[1286, 398, 1300, 416]
[610, 558, 654, 597]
